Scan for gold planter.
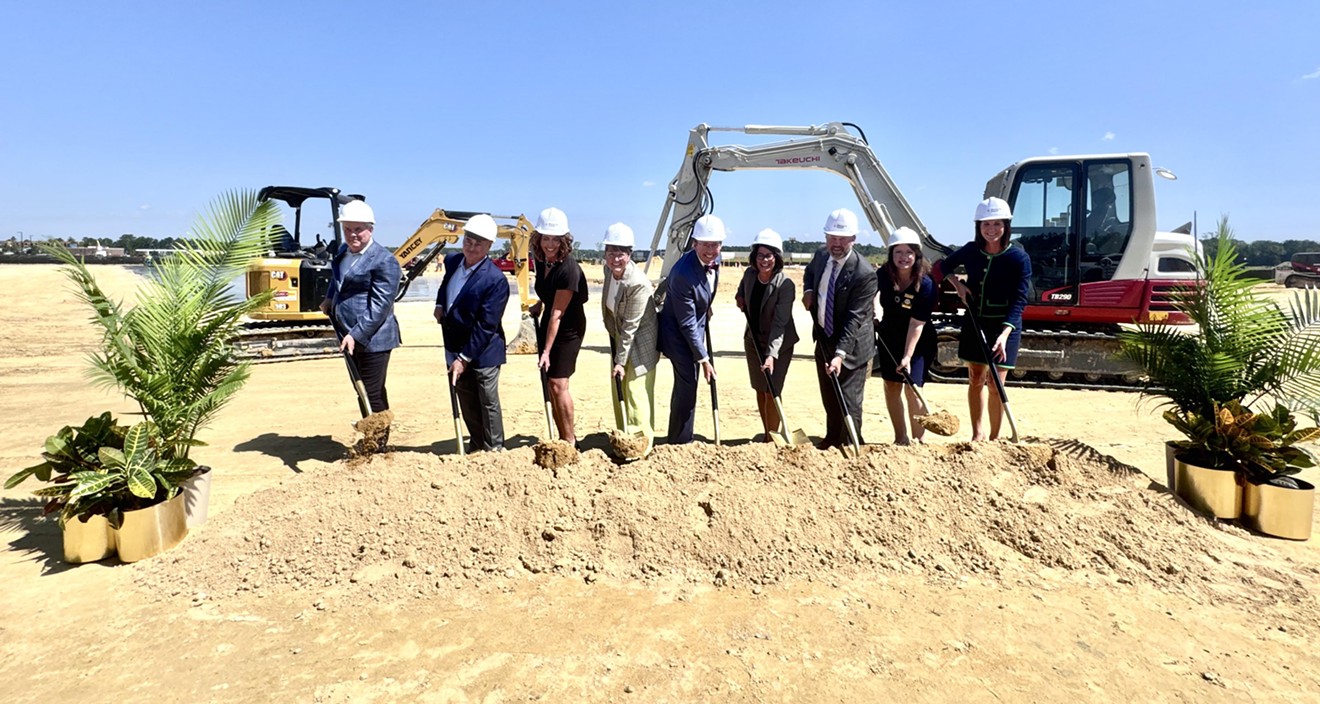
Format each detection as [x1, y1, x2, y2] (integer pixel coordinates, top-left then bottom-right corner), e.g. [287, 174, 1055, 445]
[62, 514, 116, 564]
[1242, 477, 1314, 541]
[114, 492, 188, 563]
[1173, 454, 1242, 519]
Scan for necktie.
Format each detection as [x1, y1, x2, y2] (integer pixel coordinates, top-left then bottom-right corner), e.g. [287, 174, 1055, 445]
[823, 260, 840, 337]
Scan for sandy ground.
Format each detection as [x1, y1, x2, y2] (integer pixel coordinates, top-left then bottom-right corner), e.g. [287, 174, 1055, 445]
[1, 263, 1318, 703]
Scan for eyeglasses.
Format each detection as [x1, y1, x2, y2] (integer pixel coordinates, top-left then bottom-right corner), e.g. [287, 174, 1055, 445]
[756, 251, 776, 259]
[604, 249, 631, 258]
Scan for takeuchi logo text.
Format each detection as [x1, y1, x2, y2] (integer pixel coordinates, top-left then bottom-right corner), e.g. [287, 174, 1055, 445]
[775, 156, 821, 165]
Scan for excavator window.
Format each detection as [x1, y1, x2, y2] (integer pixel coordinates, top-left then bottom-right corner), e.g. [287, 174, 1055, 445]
[1080, 162, 1133, 277]
[1011, 164, 1078, 302]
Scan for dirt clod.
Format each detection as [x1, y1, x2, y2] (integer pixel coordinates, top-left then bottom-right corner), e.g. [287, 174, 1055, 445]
[608, 430, 649, 459]
[533, 439, 578, 469]
[352, 410, 393, 455]
[917, 409, 960, 436]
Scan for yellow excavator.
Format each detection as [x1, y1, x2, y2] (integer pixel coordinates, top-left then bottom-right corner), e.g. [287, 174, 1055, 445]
[238, 185, 534, 361]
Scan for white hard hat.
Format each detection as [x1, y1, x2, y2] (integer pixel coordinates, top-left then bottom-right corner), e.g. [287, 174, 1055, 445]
[535, 207, 570, 236]
[823, 208, 859, 236]
[463, 213, 498, 242]
[602, 222, 635, 248]
[888, 226, 922, 250]
[752, 228, 783, 253]
[691, 214, 726, 242]
[337, 199, 375, 224]
[974, 197, 1013, 221]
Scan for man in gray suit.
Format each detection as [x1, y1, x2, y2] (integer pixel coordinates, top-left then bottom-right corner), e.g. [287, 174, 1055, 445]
[319, 199, 403, 444]
[802, 208, 877, 450]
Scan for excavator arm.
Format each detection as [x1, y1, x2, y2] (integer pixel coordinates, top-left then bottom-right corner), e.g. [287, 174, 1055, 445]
[648, 122, 950, 278]
[393, 210, 535, 312]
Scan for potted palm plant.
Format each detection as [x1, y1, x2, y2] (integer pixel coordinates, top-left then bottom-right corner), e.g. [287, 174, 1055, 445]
[6, 189, 279, 560]
[1119, 216, 1320, 535]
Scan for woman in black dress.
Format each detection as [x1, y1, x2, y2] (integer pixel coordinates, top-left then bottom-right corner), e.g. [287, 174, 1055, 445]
[875, 227, 937, 444]
[529, 207, 588, 446]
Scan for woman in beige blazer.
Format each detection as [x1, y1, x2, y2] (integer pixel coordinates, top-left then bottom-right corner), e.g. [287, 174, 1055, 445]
[735, 229, 799, 441]
[601, 224, 659, 453]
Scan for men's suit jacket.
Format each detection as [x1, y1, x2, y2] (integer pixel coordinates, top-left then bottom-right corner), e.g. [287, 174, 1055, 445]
[326, 241, 402, 353]
[435, 253, 509, 368]
[804, 248, 878, 370]
[657, 250, 716, 365]
[602, 261, 660, 373]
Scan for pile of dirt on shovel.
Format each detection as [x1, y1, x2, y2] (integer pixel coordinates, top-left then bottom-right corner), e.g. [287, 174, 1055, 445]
[136, 441, 1319, 615]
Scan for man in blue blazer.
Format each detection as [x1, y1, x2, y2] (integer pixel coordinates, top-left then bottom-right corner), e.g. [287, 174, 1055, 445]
[657, 214, 724, 444]
[433, 214, 510, 452]
[319, 200, 402, 439]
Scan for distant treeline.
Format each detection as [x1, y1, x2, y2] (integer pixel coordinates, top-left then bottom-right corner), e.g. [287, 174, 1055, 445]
[8, 234, 1318, 268]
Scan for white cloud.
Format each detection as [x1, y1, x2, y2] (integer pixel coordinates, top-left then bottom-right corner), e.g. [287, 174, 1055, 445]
[139, 204, 152, 211]
[1302, 66, 1320, 80]
[641, 180, 656, 187]
[1048, 147, 1059, 155]
[1102, 131, 1116, 141]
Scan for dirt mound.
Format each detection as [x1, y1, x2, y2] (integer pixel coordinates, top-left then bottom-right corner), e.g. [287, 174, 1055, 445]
[136, 440, 1318, 614]
[533, 439, 578, 469]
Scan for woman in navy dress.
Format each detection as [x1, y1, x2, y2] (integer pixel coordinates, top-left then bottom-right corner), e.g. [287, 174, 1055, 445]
[931, 197, 1031, 441]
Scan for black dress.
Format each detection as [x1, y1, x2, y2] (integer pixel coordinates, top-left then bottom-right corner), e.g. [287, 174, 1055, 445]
[875, 268, 937, 385]
[534, 256, 589, 378]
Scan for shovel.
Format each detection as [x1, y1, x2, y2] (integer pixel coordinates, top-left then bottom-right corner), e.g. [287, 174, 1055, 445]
[447, 363, 466, 457]
[330, 315, 392, 451]
[538, 367, 558, 441]
[704, 326, 720, 445]
[329, 315, 374, 419]
[750, 334, 808, 446]
[963, 296, 1020, 443]
[873, 330, 958, 437]
[607, 339, 648, 459]
[828, 366, 862, 458]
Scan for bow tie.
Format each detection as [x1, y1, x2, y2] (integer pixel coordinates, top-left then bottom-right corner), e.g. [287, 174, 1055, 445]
[705, 262, 720, 272]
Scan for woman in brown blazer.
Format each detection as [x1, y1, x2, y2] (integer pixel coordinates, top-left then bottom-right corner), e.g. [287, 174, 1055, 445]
[735, 229, 799, 442]
[601, 223, 660, 453]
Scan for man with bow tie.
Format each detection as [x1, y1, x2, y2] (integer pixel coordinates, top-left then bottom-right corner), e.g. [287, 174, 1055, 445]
[657, 214, 725, 444]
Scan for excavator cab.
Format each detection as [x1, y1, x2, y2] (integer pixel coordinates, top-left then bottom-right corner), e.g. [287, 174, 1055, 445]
[991, 154, 1191, 326]
[247, 186, 362, 322]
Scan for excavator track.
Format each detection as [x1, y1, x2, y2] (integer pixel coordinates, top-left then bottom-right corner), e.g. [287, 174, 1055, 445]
[922, 324, 1151, 392]
[233, 320, 339, 363]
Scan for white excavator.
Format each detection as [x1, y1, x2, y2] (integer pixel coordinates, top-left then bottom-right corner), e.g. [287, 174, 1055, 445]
[648, 122, 1200, 389]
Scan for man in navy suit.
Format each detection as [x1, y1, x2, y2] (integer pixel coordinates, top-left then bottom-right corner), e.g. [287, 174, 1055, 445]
[319, 199, 402, 442]
[433, 214, 510, 452]
[802, 208, 878, 450]
[657, 214, 724, 444]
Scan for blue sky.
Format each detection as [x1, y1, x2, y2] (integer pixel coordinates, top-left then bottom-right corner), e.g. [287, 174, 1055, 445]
[5, 1, 1317, 248]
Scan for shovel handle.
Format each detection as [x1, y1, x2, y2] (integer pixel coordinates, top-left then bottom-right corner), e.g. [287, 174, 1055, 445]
[874, 327, 932, 415]
[447, 368, 465, 457]
[750, 329, 793, 441]
[705, 325, 720, 445]
[330, 313, 373, 418]
[963, 298, 1020, 443]
[830, 369, 861, 455]
[539, 368, 557, 440]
